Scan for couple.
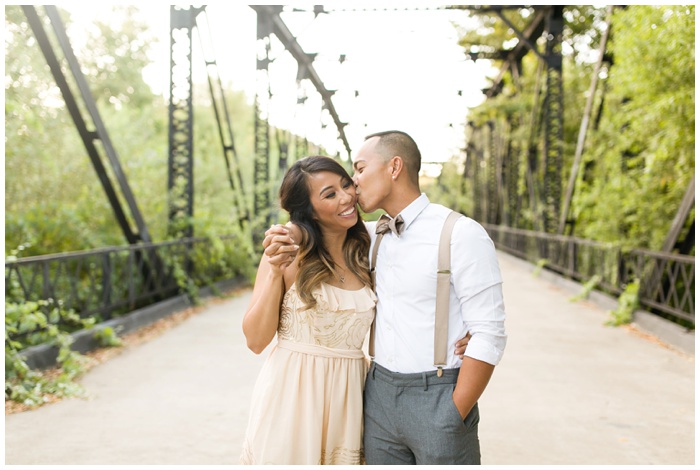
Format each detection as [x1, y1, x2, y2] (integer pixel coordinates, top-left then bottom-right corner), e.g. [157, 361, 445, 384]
[240, 130, 507, 465]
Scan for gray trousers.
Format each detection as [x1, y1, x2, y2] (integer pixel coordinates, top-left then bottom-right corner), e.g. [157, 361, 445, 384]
[363, 362, 481, 465]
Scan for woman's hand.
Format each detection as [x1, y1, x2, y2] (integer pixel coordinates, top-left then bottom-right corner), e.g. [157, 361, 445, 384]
[454, 331, 472, 359]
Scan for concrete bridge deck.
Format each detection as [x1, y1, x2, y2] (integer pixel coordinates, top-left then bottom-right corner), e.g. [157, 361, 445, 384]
[4, 252, 695, 465]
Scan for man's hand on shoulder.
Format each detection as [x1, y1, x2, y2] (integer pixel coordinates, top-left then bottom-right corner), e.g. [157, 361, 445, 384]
[263, 223, 299, 270]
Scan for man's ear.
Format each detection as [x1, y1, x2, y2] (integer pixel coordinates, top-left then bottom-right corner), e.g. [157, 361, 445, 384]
[389, 156, 403, 180]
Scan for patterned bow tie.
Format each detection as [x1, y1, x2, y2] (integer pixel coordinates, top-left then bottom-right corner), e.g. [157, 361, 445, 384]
[375, 214, 405, 237]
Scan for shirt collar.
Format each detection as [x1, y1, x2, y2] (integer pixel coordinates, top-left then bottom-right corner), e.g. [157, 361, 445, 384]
[395, 193, 430, 233]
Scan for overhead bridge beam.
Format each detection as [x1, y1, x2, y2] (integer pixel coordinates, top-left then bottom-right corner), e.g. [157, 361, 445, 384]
[451, 6, 546, 98]
[249, 5, 351, 157]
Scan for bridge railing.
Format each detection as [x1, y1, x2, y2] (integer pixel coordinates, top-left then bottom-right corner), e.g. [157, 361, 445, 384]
[6, 227, 694, 337]
[5, 235, 251, 341]
[483, 224, 695, 328]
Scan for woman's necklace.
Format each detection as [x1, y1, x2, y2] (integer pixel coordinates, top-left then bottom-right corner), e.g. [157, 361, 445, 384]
[337, 265, 346, 283]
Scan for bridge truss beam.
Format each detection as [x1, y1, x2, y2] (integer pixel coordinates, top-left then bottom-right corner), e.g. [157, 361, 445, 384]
[460, 6, 563, 235]
[22, 5, 152, 246]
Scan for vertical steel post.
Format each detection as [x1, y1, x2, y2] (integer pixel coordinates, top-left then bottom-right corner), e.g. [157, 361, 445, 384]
[253, 11, 274, 243]
[486, 121, 499, 225]
[296, 135, 309, 162]
[505, 117, 520, 228]
[196, 9, 250, 229]
[473, 126, 487, 223]
[277, 128, 291, 176]
[542, 6, 564, 234]
[168, 6, 200, 239]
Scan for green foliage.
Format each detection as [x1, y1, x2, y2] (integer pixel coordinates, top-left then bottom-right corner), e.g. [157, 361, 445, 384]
[569, 274, 601, 302]
[606, 279, 640, 326]
[5, 300, 93, 406]
[76, 5, 159, 109]
[431, 158, 473, 216]
[155, 229, 257, 306]
[5, 6, 164, 253]
[434, 6, 694, 254]
[532, 258, 548, 277]
[168, 254, 202, 305]
[573, 6, 695, 250]
[93, 326, 123, 348]
[3, 5, 264, 255]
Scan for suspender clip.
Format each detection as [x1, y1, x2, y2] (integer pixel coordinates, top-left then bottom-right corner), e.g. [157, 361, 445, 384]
[436, 366, 443, 378]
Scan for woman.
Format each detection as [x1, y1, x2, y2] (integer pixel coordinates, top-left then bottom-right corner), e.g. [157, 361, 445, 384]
[240, 156, 375, 465]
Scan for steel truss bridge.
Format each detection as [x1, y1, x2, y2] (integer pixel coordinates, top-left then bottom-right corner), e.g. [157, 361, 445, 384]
[5, 5, 694, 354]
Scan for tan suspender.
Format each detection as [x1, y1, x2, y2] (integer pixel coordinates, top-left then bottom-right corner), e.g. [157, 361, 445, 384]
[368, 229, 385, 358]
[369, 210, 462, 377]
[434, 210, 461, 376]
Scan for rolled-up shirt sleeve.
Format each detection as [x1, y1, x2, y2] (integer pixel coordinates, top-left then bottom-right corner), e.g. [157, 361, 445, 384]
[451, 218, 507, 366]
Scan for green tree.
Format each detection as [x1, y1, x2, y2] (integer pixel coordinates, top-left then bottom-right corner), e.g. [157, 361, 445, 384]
[434, 5, 694, 252]
[4, 6, 258, 254]
[574, 5, 695, 249]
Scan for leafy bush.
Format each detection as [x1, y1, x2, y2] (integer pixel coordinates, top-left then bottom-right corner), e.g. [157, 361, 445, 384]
[606, 279, 640, 326]
[93, 326, 123, 348]
[5, 300, 94, 406]
[570, 274, 602, 302]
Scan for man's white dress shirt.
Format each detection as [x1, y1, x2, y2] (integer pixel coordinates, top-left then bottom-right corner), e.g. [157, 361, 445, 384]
[366, 194, 507, 374]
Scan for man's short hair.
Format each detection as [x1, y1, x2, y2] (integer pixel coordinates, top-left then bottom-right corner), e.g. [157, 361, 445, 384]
[365, 130, 421, 183]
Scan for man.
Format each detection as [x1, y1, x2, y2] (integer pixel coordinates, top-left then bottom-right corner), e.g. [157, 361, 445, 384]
[352, 130, 507, 465]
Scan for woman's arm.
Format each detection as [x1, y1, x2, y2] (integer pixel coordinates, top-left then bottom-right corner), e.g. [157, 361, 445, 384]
[242, 225, 299, 354]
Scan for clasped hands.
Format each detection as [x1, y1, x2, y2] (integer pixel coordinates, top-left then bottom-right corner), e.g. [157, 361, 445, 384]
[263, 224, 299, 273]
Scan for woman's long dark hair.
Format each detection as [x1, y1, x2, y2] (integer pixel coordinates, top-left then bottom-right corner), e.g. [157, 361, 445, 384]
[279, 156, 371, 309]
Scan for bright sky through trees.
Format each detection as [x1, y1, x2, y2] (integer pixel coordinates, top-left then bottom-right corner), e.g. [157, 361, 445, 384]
[65, 3, 496, 168]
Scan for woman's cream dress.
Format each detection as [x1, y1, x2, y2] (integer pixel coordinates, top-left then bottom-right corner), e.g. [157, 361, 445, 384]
[240, 282, 376, 465]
